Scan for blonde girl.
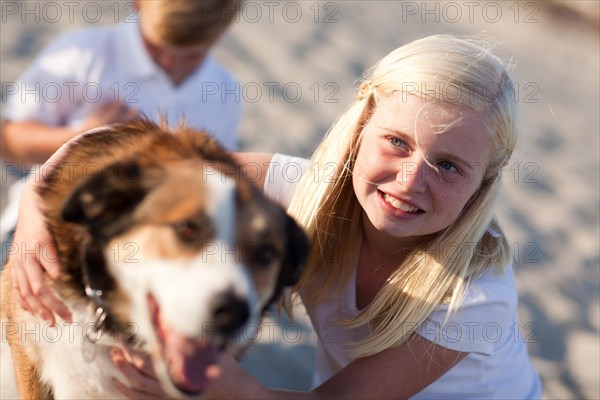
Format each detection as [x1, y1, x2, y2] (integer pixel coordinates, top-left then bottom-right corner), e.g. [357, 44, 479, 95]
[9, 34, 542, 399]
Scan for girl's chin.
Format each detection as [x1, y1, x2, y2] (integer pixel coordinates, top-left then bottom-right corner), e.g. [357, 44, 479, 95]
[363, 215, 419, 240]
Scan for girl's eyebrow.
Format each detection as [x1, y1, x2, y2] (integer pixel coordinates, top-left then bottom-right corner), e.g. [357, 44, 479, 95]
[379, 126, 416, 145]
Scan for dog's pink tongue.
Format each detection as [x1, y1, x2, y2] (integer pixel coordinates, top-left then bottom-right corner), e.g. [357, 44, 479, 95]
[164, 331, 221, 394]
[149, 294, 221, 394]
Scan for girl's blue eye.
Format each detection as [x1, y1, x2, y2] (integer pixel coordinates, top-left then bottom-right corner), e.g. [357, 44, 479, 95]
[438, 160, 458, 172]
[390, 137, 409, 151]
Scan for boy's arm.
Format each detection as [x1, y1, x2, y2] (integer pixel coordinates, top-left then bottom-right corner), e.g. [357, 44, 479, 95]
[1, 102, 140, 164]
[1, 120, 81, 164]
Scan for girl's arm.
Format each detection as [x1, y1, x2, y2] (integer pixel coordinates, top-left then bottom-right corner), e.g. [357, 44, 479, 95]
[218, 334, 467, 399]
[233, 152, 274, 189]
[7, 137, 81, 324]
[315, 334, 467, 399]
[114, 334, 468, 399]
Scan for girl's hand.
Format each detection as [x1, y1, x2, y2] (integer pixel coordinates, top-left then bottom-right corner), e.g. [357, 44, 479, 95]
[111, 347, 167, 399]
[112, 347, 267, 400]
[112, 346, 224, 399]
[8, 179, 71, 325]
[203, 353, 256, 399]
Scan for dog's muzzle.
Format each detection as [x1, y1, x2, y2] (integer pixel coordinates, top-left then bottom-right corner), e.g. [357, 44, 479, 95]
[148, 291, 251, 395]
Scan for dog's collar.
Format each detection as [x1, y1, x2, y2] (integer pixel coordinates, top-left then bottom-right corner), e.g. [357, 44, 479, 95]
[81, 243, 113, 335]
[90, 305, 108, 337]
[83, 274, 111, 337]
[81, 266, 111, 360]
[84, 279, 108, 309]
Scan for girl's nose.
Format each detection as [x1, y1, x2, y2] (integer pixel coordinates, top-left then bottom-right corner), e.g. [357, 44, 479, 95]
[396, 158, 428, 193]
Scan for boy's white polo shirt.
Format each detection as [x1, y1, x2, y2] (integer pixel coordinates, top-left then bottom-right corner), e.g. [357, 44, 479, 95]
[1, 22, 242, 244]
[4, 21, 242, 150]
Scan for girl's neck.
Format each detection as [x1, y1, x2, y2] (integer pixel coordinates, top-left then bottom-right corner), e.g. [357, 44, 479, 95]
[355, 213, 430, 309]
[359, 212, 423, 268]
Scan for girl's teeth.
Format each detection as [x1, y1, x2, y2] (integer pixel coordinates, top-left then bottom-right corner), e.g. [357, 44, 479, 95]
[384, 194, 419, 212]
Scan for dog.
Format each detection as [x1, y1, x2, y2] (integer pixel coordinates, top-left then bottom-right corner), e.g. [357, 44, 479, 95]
[0, 120, 309, 399]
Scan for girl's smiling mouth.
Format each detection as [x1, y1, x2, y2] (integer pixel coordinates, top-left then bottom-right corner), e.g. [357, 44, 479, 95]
[378, 190, 425, 214]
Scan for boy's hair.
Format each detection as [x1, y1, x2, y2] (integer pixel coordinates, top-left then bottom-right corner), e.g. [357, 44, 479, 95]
[286, 35, 518, 358]
[139, 0, 243, 47]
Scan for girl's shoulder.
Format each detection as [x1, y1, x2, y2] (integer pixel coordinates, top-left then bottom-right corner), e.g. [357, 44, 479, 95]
[418, 262, 519, 356]
[426, 260, 518, 314]
[462, 261, 518, 310]
[263, 153, 310, 208]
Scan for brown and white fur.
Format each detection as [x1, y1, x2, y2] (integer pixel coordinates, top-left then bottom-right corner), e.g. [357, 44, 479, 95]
[0, 121, 309, 399]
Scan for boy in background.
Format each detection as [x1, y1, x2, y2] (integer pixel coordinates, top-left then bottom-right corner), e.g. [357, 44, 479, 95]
[1, 0, 243, 254]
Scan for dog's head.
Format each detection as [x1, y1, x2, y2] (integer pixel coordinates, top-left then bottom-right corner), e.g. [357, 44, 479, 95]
[60, 152, 308, 397]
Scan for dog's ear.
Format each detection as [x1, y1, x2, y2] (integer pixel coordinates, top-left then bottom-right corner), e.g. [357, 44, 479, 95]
[278, 214, 310, 287]
[261, 213, 309, 314]
[61, 161, 155, 237]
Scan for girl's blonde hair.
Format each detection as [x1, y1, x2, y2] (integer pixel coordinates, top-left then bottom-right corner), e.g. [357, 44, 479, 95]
[287, 35, 518, 358]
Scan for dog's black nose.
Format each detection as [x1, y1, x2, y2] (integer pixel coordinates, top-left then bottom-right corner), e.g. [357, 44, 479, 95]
[211, 292, 250, 337]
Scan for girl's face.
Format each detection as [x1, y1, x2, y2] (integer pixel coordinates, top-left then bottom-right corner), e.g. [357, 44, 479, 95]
[352, 94, 492, 242]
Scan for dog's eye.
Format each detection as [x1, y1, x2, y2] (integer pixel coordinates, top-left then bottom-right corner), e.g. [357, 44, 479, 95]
[250, 243, 280, 265]
[173, 220, 201, 243]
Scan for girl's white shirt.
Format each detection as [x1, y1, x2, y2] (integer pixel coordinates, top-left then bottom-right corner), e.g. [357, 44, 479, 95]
[265, 154, 542, 399]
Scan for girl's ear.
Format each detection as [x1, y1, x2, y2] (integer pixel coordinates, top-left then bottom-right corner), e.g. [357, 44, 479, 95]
[61, 161, 157, 239]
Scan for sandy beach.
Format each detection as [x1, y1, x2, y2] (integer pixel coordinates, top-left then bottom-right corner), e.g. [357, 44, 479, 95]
[1, 1, 599, 398]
